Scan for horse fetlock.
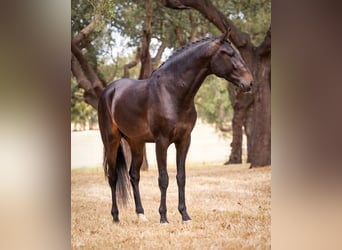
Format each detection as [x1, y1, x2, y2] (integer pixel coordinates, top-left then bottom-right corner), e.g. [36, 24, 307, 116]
[182, 214, 192, 222]
[160, 217, 169, 224]
[182, 219, 192, 224]
[180, 210, 191, 221]
[112, 215, 119, 223]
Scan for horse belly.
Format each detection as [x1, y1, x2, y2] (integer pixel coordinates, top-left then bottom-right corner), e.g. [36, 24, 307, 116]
[119, 119, 154, 141]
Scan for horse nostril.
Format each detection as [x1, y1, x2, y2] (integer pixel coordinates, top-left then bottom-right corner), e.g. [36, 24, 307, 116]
[250, 81, 253, 87]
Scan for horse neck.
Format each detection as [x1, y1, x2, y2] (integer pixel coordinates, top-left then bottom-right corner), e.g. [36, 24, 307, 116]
[159, 49, 213, 104]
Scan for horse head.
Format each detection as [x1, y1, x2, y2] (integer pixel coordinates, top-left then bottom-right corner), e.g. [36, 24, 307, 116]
[209, 31, 253, 92]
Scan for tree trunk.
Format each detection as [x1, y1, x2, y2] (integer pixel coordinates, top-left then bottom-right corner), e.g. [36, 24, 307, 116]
[152, 40, 167, 68]
[71, 1, 105, 109]
[123, 47, 141, 78]
[139, 0, 153, 80]
[137, 0, 154, 170]
[244, 103, 254, 163]
[249, 54, 271, 167]
[225, 90, 253, 164]
[226, 102, 244, 164]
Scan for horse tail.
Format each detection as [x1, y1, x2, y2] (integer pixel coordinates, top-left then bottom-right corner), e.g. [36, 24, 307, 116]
[98, 88, 130, 205]
[113, 143, 130, 205]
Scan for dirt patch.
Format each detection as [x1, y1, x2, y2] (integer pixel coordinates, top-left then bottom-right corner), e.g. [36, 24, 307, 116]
[71, 164, 271, 249]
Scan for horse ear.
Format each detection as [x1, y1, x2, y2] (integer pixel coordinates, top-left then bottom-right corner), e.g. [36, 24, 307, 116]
[219, 27, 231, 43]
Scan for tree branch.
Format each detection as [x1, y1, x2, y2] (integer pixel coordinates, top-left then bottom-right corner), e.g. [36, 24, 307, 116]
[72, 0, 104, 45]
[139, 0, 153, 80]
[257, 25, 271, 57]
[152, 40, 167, 68]
[189, 12, 199, 41]
[107, 50, 119, 82]
[162, 0, 251, 49]
[160, 0, 190, 9]
[123, 47, 141, 78]
[174, 26, 186, 46]
[71, 54, 99, 109]
[71, 42, 104, 98]
[70, 0, 107, 110]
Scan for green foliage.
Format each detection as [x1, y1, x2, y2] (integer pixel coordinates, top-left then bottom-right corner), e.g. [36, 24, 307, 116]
[98, 53, 141, 82]
[212, 0, 271, 45]
[71, 79, 98, 130]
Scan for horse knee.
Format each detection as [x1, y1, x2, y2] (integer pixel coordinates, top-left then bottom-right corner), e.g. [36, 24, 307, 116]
[176, 174, 185, 187]
[178, 203, 186, 213]
[158, 173, 169, 190]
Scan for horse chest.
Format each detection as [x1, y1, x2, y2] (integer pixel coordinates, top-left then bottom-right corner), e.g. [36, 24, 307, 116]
[171, 120, 195, 140]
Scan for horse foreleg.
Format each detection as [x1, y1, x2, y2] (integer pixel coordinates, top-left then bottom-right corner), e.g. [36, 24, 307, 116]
[156, 139, 169, 223]
[175, 136, 192, 222]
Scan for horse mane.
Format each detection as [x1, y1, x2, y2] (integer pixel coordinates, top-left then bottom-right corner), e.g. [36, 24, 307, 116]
[157, 36, 220, 69]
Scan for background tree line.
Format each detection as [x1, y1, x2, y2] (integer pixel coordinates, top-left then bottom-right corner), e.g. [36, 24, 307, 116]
[71, 0, 271, 167]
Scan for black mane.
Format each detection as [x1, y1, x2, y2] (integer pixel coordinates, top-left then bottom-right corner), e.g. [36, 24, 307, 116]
[158, 36, 220, 69]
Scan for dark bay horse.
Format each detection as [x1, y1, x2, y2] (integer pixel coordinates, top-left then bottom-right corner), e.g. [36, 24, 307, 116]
[98, 32, 253, 223]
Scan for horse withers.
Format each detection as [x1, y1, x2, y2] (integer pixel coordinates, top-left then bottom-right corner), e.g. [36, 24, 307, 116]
[98, 31, 253, 224]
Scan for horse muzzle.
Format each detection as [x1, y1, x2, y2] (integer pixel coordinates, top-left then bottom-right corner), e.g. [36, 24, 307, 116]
[239, 80, 253, 92]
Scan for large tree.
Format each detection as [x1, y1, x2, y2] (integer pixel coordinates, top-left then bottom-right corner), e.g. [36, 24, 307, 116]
[161, 0, 271, 167]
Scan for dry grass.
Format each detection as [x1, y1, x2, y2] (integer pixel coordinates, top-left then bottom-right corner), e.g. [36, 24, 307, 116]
[71, 164, 271, 249]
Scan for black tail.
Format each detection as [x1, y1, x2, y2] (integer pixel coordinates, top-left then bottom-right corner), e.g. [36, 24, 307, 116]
[98, 89, 131, 206]
[104, 143, 131, 206]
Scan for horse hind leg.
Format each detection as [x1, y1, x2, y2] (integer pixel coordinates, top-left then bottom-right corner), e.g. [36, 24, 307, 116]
[128, 142, 147, 222]
[107, 159, 119, 222]
[98, 118, 127, 222]
[104, 132, 122, 223]
[103, 135, 131, 223]
[98, 93, 131, 222]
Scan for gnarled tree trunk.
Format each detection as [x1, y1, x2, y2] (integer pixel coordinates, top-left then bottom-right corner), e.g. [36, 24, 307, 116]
[225, 89, 253, 164]
[138, 0, 153, 170]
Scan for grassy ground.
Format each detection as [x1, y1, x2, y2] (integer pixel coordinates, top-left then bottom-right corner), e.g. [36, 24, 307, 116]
[71, 164, 271, 249]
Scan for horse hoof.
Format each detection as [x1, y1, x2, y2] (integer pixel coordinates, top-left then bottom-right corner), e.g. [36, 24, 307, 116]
[182, 219, 192, 224]
[138, 213, 148, 222]
[160, 218, 169, 224]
